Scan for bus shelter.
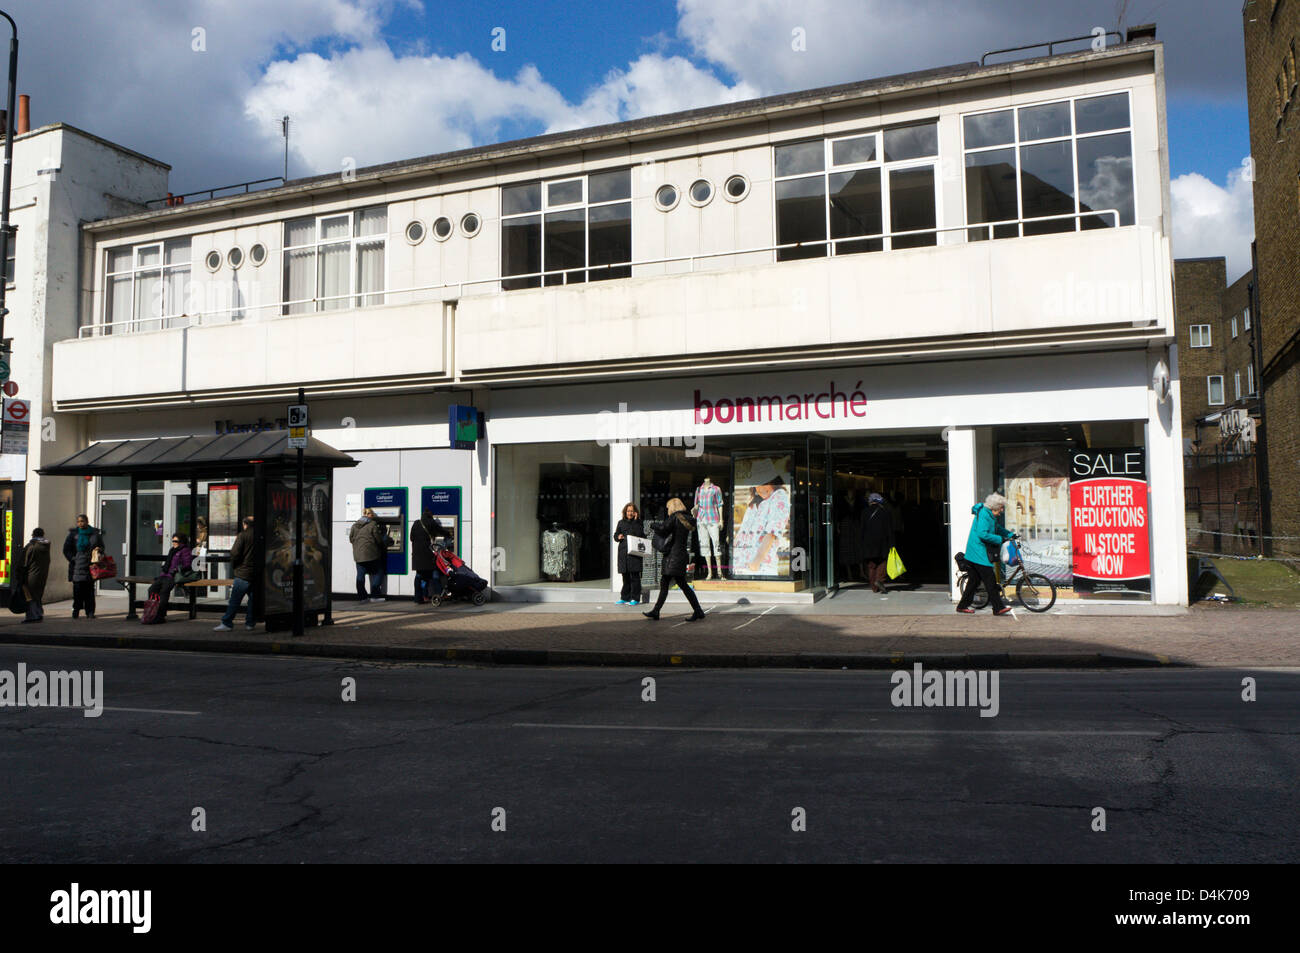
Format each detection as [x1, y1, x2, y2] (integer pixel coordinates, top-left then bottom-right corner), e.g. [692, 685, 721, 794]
[39, 432, 357, 629]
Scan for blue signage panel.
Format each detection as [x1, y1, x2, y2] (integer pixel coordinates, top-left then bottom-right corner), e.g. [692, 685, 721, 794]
[363, 486, 408, 575]
[449, 405, 481, 450]
[421, 486, 462, 556]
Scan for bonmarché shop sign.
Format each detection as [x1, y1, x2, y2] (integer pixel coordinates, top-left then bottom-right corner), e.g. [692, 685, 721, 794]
[1069, 448, 1150, 593]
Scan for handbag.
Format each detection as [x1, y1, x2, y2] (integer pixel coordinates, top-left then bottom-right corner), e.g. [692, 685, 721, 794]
[651, 526, 673, 554]
[90, 554, 118, 580]
[886, 546, 906, 579]
[625, 535, 651, 557]
[175, 567, 202, 585]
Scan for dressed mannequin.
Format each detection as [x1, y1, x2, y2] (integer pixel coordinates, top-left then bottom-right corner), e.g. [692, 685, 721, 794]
[693, 476, 724, 580]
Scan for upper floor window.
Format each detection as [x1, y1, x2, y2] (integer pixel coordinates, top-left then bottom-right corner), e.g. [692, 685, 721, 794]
[104, 238, 191, 332]
[963, 92, 1134, 239]
[1234, 371, 1242, 401]
[773, 122, 939, 262]
[1189, 325, 1211, 348]
[1244, 307, 1251, 331]
[1248, 363, 1256, 396]
[282, 207, 386, 315]
[501, 168, 631, 290]
[1232, 316, 1239, 338]
[1208, 375, 1225, 405]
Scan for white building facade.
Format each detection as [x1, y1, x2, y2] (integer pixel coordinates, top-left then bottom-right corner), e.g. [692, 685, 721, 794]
[50, 37, 1188, 606]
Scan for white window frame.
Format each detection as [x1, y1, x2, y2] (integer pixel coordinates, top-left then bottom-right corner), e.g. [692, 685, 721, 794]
[1208, 375, 1225, 406]
[103, 238, 192, 333]
[1244, 307, 1251, 331]
[281, 206, 387, 315]
[1248, 363, 1256, 396]
[1190, 325, 1212, 348]
[1232, 316, 1238, 339]
[1234, 371, 1242, 400]
[772, 122, 943, 259]
[961, 90, 1136, 237]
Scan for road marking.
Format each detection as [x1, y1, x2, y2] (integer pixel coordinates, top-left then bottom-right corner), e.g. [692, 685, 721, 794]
[102, 706, 201, 716]
[672, 608, 712, 628]
[734, 606, 776, 630]
[512, 722, 1154, 736]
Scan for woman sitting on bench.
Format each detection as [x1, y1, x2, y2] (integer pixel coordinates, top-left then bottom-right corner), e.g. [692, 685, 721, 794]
[148, 533, 194, 622]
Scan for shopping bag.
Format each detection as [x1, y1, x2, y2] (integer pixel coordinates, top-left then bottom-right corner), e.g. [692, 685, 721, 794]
[1000, 540, 1021, 567]
[90, 554, 118, 580]
[886, 547, 906, 579]
[625, 535, 652, 556]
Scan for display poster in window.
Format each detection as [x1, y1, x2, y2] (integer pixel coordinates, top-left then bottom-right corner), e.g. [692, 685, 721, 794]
[208, 484, 240, 551]
[264, 475, 331, 614]
[1069, 447, 1150, 593]
[730, 454, 793, 579]
[1000, 445, 1072, 584]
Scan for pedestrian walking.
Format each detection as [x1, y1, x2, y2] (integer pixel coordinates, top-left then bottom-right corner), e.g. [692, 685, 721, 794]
[643, 498, 705, 621]
[860, 492, 894, 592]
[350, 507, 388, 602]
[214, 516, 256, 631]
[63, 514, 104, 619]
[956, 493, 1018, 615]
[22, 529, 51, 623]
[613, 502, 646, 605]
[148, 533, 194, 622]
[410, 510, 444, 604]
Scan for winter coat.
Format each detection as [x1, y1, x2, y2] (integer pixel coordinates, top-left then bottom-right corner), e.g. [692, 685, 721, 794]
[652, 512, 697, 578]
[962, 504, 1014, 568]
[22, 538, 51, 601]
[349, 517, 387, 563]
[410, 518, 442, 574]
[63, 526, 104, 583]
[859, 504, 894, 561]
[614, 518, 646, 575]
[158, 545, 194, 579]
[229, 527, 255, 582]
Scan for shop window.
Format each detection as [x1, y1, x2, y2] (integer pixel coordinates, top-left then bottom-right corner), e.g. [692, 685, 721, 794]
[775, 121, 937, 261]
[281, 206, 386, 315]
[963, 92, 1135, 239]
[501, 168, 631, 289]
[1208, 375, 1225, 405]
[1189, 325, 1211, 348]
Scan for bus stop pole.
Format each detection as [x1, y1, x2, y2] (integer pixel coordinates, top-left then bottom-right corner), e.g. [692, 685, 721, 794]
[293, 386, 304, 638]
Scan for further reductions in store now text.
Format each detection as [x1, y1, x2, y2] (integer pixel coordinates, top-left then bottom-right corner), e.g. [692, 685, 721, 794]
[1069, 447, 1151, 593]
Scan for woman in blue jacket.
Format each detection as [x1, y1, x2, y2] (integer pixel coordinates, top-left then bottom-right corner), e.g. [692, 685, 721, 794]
[956, 493, 1017, 615]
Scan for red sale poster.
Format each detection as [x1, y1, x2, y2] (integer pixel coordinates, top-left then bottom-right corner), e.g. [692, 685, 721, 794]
[1069, 448, 1151, 593]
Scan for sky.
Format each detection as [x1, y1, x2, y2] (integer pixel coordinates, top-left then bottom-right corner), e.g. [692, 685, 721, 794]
[7, 0, 1256, 278]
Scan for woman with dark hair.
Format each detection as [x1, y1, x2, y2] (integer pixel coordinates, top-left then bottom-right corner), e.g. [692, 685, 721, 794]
[613, 502, 646, 605]
[148, 532, 194, 622]
[644, 498, 705, 621]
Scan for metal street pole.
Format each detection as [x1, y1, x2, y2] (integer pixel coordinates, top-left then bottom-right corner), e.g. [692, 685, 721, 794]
[0, 11, 19, 346]
[293, 386, 305, 637]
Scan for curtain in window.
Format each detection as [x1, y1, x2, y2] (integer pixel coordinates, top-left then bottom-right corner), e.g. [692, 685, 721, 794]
[164, 266, 191, 327]
[283, 248, 315, 315]
[318, 243, 349, 311]
[356, 240, 385, 307]
[133, 270, 162, 332]
[107, 274, 132, 335]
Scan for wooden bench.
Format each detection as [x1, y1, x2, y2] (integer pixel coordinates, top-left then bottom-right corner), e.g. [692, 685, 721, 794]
[181, 578, 234, 620]
[121, 575, 235, 620]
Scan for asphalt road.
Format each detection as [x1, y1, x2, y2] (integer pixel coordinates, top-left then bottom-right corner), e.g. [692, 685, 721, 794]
[1, 646, 1295, 863]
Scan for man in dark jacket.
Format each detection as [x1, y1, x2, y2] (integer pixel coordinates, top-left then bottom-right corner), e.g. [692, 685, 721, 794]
[859, 492, 894, 593]
[643, 499, 705, 621]
[215, 516, 256, 631]
[63, 514, 104, 619]
[349, 508, 389, 602]
[22, 529, 51, 623]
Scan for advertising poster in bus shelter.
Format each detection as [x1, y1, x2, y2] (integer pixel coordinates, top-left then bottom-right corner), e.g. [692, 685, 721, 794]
[1001, 445, 1072, 584]
[208, 484, 240, 551]
[264, 475, 331, 613]
[731, 454, 793, 579]
[1069, 448, 1151, 593]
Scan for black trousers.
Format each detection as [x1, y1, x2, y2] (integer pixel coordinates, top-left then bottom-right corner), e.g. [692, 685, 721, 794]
[148, 576, 177, 619]
[72, 579, 96, 617]
[620, 572, 642, 603]
[956, 562, 1007, 611]
[651, 573, 703, 615]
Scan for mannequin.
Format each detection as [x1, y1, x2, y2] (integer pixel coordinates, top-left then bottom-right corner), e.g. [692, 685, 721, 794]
[693, 476, 724, 580]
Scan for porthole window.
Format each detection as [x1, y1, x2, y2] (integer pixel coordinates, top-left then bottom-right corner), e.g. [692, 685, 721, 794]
[204, 250, 222, 272]
[405, 220, 426, 245]
[460, 212, 481, 237]
[227, 246, 244, 270]
[655, 184, 679, 211]
[249, 242, 267, 266]
[432, 216, 453, 241]
[723, 174, 750, 202]
[689, 179, 714, 206]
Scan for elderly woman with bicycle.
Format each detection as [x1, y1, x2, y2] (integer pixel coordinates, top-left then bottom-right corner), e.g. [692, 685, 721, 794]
[956, 493, 1018, 616]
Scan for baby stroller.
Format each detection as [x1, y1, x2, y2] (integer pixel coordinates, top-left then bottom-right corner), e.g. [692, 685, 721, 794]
[431, 543, 490, 607]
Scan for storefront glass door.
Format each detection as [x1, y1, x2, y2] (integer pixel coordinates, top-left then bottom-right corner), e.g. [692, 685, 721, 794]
[97, 495, 128, 591]
[807, 435, 832, 589]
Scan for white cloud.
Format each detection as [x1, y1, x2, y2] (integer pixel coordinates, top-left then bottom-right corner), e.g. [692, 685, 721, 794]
[1170, 163, 1255, 280]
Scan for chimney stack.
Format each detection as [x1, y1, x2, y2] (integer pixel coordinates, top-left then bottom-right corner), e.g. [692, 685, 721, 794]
[17, 94, 29, 134]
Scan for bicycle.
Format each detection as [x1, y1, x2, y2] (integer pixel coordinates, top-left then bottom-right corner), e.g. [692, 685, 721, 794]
[956, 540, 1057, 613]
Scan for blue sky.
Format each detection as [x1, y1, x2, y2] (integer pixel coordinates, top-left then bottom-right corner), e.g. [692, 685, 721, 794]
[9, 0, 1258, 276]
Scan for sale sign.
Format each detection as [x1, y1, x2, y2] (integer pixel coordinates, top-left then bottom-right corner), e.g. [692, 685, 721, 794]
[1069, 448, 1151, 593]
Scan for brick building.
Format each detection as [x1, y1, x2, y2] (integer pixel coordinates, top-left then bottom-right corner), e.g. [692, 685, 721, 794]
[1174, 258, 1261, 553]
[1244, 0, 1300, 555]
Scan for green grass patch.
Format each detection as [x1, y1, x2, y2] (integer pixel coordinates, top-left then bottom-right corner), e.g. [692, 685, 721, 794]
[1207, 557, 1300, 606]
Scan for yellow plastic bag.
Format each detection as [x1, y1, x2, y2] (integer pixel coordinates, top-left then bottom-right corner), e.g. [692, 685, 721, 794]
[886, 547, 906, 579]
